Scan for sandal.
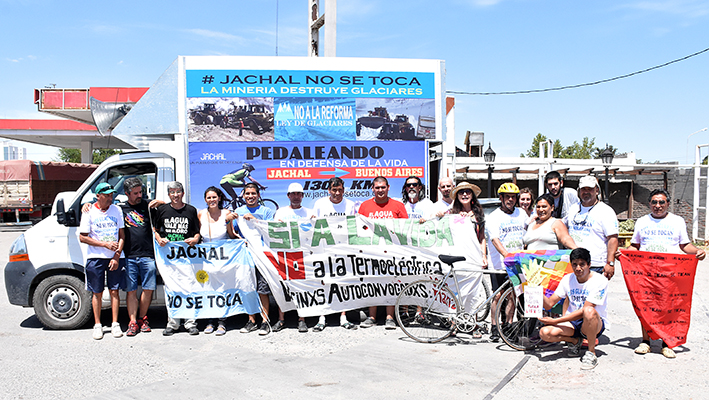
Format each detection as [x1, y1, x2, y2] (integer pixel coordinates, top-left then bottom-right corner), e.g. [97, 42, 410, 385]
[472, 329, 482, 339]
[313, 323, 326, 332]
[204, 324, 215, 334]
[341, 322, 357, 330]
[215, 325, 226, 336]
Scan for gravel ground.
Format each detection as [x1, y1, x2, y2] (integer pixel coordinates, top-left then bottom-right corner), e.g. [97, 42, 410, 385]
[1, 228, 708, 399]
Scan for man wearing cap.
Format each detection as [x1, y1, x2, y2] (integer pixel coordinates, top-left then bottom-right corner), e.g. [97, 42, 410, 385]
[401, 176, 436, 223]
[152, 181, 201, 336]
[545, 171, 580, 219]
[271, 182, 312, 332]
[358, 176, 408, 329]
[565, 175, 619, 279]
[311, 177, 358, 332]
[433, 177, 454, 217]
[79, 182, 125, 340]
[485, 183, 528, 342]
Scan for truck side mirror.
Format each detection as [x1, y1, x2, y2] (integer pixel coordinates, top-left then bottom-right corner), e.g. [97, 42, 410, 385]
[56, 199, 66, 225]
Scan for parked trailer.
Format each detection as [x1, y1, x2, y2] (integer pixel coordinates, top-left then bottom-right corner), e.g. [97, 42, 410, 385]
[0, 160, 97, 223]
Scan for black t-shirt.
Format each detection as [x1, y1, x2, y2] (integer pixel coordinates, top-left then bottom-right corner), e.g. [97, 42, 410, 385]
[153, 203, 200, 242]
[118, 200, 154, 258]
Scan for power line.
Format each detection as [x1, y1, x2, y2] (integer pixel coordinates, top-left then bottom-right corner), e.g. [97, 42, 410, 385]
[447, 46, 709, 96]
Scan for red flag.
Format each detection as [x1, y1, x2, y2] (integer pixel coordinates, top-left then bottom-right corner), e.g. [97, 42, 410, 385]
[619, 250, 698, 348]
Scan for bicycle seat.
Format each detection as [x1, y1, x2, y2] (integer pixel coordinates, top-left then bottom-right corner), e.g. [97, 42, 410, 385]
[438, 255, 466, 265]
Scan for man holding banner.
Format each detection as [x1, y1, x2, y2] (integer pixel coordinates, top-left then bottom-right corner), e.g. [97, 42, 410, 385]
[358, 176, 408, 329]
[625, 189, 705, 359]
[539, 248, 608, 370]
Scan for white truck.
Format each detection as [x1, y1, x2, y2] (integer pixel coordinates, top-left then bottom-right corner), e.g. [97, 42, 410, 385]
[4, 55, 447, 329]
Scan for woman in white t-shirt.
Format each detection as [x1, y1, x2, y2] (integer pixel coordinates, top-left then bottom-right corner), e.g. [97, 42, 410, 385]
[198, 186, 238, 335]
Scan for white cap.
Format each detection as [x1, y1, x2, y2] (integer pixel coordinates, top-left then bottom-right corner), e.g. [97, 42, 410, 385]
[287, 182, 304, 193]
[578, 175, 599, 189]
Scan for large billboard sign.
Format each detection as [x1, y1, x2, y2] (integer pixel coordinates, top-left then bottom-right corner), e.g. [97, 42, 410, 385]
[183, 56, 444, 212]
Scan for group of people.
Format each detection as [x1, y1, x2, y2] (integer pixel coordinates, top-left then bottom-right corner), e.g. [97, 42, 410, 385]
[79, 171, 705, 370]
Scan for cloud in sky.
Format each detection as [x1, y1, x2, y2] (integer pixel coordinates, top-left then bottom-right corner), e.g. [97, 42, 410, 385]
[460, 0, 505, 7]
[184, 28, 246, 43]
[620, 0, 709, 18]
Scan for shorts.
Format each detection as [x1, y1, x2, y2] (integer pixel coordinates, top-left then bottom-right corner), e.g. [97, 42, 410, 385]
[125, 257, 157, 291]
[490, 272, 509, 292]
[255, 269, 271, 295]
[85, 258, 125, 294]
[590, 266, 604, 274]
[570, 318, 605, 339]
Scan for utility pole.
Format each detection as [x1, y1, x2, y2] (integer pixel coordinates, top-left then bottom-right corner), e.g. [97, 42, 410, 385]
[308, 0, 337, 57]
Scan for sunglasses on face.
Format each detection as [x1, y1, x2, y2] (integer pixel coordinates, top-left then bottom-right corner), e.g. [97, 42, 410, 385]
[651, 200, 666, 205]
[459, 189, 473, 195]
[406, 182, 420, 188]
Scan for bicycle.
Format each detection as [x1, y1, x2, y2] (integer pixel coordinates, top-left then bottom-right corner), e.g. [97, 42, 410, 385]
[394, 254, 546, 350]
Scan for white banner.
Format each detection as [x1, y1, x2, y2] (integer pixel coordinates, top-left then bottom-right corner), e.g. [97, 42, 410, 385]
[154, 239, 261, 319]
[240, 214, 485, 317]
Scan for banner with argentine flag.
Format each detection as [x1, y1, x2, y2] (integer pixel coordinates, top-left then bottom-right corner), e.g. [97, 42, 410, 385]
[504, 250, 573, 297]
[154, 239, 261, 319]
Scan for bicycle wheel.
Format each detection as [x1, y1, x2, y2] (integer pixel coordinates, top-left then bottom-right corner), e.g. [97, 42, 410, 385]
[395, 279, 460, 343]
[260, 199, 279, 213]
[494, 286, 544, 351]
[474, 278, 491, 322]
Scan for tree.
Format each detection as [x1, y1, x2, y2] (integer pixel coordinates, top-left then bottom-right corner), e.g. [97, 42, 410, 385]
[521, 133, 563, 158]
[561, 137, 596, 159]
[55, 148, 122, 164]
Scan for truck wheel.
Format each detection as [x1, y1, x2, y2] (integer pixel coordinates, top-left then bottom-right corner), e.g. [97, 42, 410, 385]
[33, 275, 92, 330]
[249, 120, 263, 135]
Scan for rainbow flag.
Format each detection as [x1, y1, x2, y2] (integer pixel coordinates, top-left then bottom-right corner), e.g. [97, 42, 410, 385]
[503, 250, 573, 297]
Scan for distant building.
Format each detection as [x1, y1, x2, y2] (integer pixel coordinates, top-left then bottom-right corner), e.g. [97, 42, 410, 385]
[2, 141, 27, 160]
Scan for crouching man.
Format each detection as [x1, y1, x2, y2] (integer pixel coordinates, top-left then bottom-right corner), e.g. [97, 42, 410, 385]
[539, 248, 608, 370]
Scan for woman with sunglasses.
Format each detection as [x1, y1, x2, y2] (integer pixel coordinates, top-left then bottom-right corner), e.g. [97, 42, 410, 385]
[524, 193, 577, 250]
[447, 182, 487, 266]
[626, 189, 705, 359]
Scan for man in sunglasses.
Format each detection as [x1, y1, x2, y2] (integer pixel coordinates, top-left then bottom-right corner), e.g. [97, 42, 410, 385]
[565, 175, 618, 280]
[628, 189, 705, 358]
[401, 176, 435, 223]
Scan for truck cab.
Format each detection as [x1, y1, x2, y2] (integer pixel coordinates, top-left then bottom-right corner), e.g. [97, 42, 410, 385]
[5, 152, 174, 329]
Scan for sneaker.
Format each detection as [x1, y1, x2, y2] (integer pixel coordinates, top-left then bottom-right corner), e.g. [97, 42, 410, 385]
[188, 327, 199, 336]
[271, 320, 286, 332]
[258, 322, 270, 336]
[568, 338, 583, 356]
[313, 323, 326, 332]
[414, 312, 431, 325]
[661, 347, 676, 359]
[126, 321, 139, 337]
[111, 322, 123, 338]
[140, 316, 151, 333]
[634, 342, 651, 354]
[162, 327, 175, 336]
[204, 324, 215, 334]
[360, 317, 376, 328]
[385, 318, 397, 330]
[215, 325, 227, 336]
[580, 352, 598, 370]
[240, 321, 258, 333]
[298, 320, 308, 333]
[92, 324, 104, 340]
[489, 326, 500, 343]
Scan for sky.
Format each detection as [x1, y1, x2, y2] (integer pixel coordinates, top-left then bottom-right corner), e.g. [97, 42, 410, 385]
[1, 0, 708, 163]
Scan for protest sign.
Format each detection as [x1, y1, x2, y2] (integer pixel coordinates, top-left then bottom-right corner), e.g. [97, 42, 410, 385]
[524, 285, 544, 318]
[154, 239, 261, 319]
[504, 250, 573, 297]
[240, 214, 485, 317]
[619, 250, 698, 348]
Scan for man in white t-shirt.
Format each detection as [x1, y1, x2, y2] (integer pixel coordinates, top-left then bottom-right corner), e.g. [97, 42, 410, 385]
[310, 177, 358, 331]
[628, 188, 705, 358]
[565, 175, 619, 280]
[545, 171, 579, 219]
[433, 177, 454, 216]
[79, 182, 125, 340]
[401, 176, 435, 222]
[540, 248, 608, 370]
[312, 177, 357, 217]
[485, 182, 527, 342]
[272, 182, 312, 333]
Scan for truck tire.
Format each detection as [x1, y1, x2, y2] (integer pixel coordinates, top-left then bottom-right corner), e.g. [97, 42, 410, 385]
[32, 275, 92, 330]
